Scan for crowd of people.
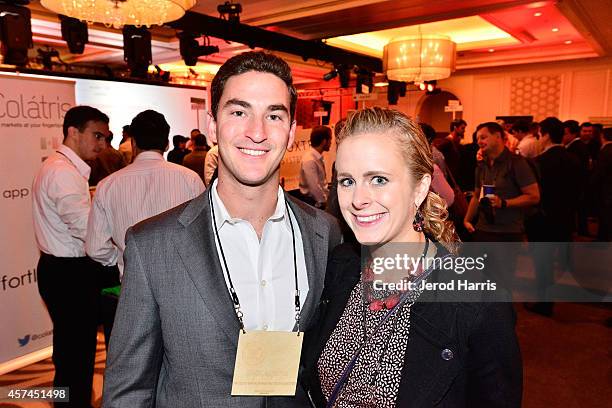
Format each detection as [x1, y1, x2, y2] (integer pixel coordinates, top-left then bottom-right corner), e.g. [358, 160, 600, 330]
[30, 50, 611, 408]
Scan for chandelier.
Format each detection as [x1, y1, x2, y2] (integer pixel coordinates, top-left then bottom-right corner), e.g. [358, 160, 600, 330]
[41, 0, 197, 28]
[384, 34, 456, 82]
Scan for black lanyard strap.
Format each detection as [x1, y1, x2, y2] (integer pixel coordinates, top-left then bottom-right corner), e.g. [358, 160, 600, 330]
[208, 187, 300, 333]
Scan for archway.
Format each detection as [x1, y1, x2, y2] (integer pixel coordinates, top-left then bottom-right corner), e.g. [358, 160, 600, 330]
[417, 90, 463, 136]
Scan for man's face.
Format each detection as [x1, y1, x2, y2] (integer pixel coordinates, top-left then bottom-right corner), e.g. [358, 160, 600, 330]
[190, 130, 200, 139]
[72, 120, 109, 161]
[563, 128, 575, 145]
[580, 126, 594, 143]
[477, 127, 502, 157]
[208, 71, 295, 187]
[455, 124, 466, 137]
[323, 136, 332, 152]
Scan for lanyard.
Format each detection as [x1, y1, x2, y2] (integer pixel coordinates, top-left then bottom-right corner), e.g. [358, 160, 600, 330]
[208, 187, 301, 333]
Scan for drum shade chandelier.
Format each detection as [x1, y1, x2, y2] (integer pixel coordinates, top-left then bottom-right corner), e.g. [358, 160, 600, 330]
[384, 34, 456, 82]
[41, 0, 197, 28]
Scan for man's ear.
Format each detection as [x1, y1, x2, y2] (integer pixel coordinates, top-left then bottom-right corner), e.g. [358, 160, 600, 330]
[207, 112, 218, 145]
[287, 120, 297, 150]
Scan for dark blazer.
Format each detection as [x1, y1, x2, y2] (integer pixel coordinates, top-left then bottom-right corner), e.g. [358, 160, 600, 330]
[591, 143, 612, 240]
[535, 145, 581, 240]
[566, 138, 590, 178]
[301, 243, 522, 408]
[102, 190, 342, 408]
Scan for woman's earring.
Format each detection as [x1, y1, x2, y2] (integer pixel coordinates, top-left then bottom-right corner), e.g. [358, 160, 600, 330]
[413, 203, 424, 232]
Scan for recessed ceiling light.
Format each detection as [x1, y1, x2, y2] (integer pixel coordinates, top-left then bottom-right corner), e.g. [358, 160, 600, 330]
[488, 48, 495, 52]
[552, 27, 559, 32]
[374, 82, 388, 87]
[534, 12, 542, 17]
[564, 40, 573, 44]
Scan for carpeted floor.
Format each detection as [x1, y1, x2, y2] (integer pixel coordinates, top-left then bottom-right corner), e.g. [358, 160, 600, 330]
[1, 302, 610, 407]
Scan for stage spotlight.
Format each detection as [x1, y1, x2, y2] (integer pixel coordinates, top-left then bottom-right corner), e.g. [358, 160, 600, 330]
[123, 25, 152, 78]
[337, 65, 351, 88]
[323, 68, 337, 81]
[154, 65, 170, 82]
[217, 1, 242, 23]
[418, 82, 426, 91]
[0, 2, 33, 66]
[60, 15, 88, 54]
[355, 67, 373, 94]
[387, 80, 406, 105]
[178, 32, 219, 66]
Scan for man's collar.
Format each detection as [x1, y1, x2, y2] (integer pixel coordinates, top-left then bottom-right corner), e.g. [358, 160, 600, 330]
[566, 137, 581, 147]
[310, 147, 323, 160]
[58, 144, 90, 179]
[133, 151, 164, 162]
[210, 179, 290, 230]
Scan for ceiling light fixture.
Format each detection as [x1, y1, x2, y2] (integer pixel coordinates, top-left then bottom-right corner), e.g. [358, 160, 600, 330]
[40, 0, 196, 28]
[488, 48, 495, 52]
[384, 33, 456, 82]
[534, 12, 542, 17]
[564, 40, 572, 44]
[552, 27, 559, 32]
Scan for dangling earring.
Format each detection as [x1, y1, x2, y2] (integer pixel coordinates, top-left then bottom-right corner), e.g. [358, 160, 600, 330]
[413, 203, 424, 232]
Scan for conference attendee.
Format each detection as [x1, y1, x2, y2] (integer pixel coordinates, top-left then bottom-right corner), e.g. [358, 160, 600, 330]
[464, 122, 539, 289]
[591, 127, 612, 241]
[182, 133, 208, 181]
[89, 131, 127, 186]
[102, 51, 341, 408]
[186, 128, 201, 150]
[204, 142, 219, 186]
[118, 125, 133, 164]
[299, 125, 332, 208]
[512, 119, 539, 158]
[564, 120, 590, 235]
[302, 107, 522, 407]
[167, 134, 189, 164]
[433, 119, 465, 183]
[526, 117, 580, 317]
[32, 105, 110, 408]
[86, 109, 204, 277]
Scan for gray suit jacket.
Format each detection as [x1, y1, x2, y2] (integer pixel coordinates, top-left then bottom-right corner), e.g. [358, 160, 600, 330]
[102, 189, 342, 408]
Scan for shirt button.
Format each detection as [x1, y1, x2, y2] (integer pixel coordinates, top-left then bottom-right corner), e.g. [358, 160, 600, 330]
[263, 324, 269, 331]
[261, 280, 267, 287]
[441, 348, 454, 361]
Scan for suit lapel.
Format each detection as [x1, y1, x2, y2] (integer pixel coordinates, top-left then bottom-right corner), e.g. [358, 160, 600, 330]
[287, 196, 329, 332]
[173, 191, 240, 346]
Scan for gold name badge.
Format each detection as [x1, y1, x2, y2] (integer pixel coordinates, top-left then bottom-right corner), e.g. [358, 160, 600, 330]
[231, 330, 304, 396]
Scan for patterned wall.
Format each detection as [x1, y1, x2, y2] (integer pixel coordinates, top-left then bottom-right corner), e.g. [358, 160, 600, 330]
[510, 75, 561, 121]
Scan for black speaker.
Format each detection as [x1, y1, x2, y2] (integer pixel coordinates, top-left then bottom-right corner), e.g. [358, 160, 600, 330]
[0, 3, 32, 66]
[122, 25, 152, 78]
[60, 15, 88, 54]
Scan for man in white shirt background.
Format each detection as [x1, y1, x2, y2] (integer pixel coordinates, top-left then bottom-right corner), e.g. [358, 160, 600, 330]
[32, 105, 110, 408]
[299, 125, 332, 208]
[86, 110, 204, 342]
[512, 120, 540, 159]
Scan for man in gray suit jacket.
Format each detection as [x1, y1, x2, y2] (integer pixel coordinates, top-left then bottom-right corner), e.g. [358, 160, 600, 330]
[102, 52, 341, 407]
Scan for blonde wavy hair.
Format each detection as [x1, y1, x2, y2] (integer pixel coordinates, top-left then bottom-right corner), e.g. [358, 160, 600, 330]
[337, 107, 459, 253]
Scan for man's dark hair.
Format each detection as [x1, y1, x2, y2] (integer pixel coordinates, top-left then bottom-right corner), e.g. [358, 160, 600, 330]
[193, 133, 207, 148]
[122, 124, 131, 133]
[130, 110, 170, 151]
[580, 122, 593, 129]
[603, 127, 612, 142]
[593, 123, 603, 131]
[191, 128, 200, 135]
[419, 123, 437, 144]
[210, 51, 297, 122]
[476, 122, 505, 138]
[63, 105, 109, 140]
[563, 120, 580, 136]
[310, 126, 332, 147]
[540, 117, 564, 144]
[172, 135, 186, 147]
[450, 119, 467, 132]
[511, 120, 530, 134]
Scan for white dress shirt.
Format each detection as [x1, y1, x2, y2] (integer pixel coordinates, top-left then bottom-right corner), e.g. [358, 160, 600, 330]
[516, 134, 540, 159]
[32, 144, 92, 257]
[86, 151, 204, 275]
[210, 180, 309, 332]
[299, 147, 328, 205]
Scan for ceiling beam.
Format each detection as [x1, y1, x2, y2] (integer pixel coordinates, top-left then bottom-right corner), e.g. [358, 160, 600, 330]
[167, 11, 382, 72]
[556, 0, 610, 56]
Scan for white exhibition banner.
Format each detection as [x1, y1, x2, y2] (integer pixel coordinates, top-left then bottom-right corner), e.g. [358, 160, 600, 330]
[0, 74, 75, 372]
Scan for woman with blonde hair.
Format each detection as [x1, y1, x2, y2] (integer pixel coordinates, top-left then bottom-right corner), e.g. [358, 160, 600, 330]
[302, 107, 522, 407]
